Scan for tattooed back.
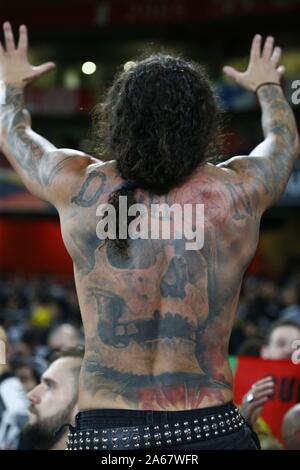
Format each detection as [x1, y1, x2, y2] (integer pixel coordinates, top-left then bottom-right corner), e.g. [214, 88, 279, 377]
[1, 29, 297, 412]
[60, 160, 260, 411]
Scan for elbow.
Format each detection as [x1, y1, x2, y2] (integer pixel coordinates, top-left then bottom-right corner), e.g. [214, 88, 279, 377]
[293, 131, 300, 158]
[277, 129, 300, 160]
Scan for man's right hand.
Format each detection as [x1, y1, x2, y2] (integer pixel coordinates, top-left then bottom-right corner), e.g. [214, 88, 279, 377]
[0, 22, 55, 87]
[223, 35, 285, 92]
[240, 376, 275, 427]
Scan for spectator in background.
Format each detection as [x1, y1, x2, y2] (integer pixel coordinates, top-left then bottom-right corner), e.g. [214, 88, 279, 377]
[30, 296, 58, 329]
[236, 337, 264, 357]
[47, 324, 81, 352]
[1, 295, 28, 330]
[279, 283, 300, 324]
[0, 327, 28, 450]
[281, 404, 300, 450]
[260, 319, 300, 360]
[21, 346, 84, 450]
[229, 275, 281, 355]
[11, 328, 45, 359]
[243, 278, 281, 329]
[241, 319, 300, 427]
[231, 318, 264, 356]
[10, 357, 47, 393]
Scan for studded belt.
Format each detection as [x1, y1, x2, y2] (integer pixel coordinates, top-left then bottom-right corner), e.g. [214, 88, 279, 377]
[65, 406, 246, 450]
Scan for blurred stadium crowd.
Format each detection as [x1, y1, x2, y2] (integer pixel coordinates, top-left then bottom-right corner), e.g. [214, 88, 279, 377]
[0, 268, 300, 450]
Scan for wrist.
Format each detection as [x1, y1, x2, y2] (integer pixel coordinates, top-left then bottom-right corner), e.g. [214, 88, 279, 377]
[255, 82, 282, 93]
[0, 81, 24, 107]
[0, 77, 25, 89]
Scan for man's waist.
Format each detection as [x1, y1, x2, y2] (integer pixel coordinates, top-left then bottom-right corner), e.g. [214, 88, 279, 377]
[66, 402, 245, 450]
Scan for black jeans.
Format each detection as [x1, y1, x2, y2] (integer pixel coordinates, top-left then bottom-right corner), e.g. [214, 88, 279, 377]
[68, 402, 260, 450]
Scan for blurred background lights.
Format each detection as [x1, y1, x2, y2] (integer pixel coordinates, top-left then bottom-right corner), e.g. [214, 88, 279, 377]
[63, 69, 81, 90]
[81, 61, 97, 75]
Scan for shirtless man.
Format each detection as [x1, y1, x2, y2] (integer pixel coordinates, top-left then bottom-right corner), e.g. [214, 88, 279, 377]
[0, 22, 298, 450]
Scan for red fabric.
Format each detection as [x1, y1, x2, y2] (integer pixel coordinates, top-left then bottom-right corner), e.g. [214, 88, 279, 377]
[0, 219, 72, 276]
[234, 356, 300, 441]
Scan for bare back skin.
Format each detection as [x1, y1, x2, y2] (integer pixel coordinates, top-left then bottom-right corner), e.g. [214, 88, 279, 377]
[60, 160, 260, 410]
[1, 26, 299, 412]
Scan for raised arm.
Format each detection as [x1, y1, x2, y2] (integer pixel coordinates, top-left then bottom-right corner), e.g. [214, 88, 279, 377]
[219, 35, 299, 213]
[0, 22, 97, 209]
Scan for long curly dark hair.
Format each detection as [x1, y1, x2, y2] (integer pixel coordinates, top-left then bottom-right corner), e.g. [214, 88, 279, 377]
[93, 53, 224, 255]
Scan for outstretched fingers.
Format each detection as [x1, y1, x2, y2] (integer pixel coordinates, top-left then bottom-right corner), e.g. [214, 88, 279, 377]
[277, 65, 286, 76]
[262, 36, 274, 61]
[3, 21, 16, 53]
[18, 24, 28, 56]
[30, 62, 56, 80]
[271, 46, 282, 66]
[250, 34, 262, 63]
[222, 65, 242, 81]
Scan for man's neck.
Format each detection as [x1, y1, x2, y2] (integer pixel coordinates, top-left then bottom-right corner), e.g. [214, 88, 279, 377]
[49, 431, 68, 451]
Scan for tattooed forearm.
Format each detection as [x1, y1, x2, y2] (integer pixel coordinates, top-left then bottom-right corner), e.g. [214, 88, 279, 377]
[257, 85, 299, 179]
[0, 84, 87, 204]
[250, 85, 299, 200]
[223, 85, 300, 212]
[0, 84, 55, 186]
[258, 85, 298, 146]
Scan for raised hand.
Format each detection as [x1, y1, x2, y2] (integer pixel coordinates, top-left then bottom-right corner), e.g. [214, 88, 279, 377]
[0, 22, 55, 87]
[223, 35, 285, 92]
[240, 377, 275, 427]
